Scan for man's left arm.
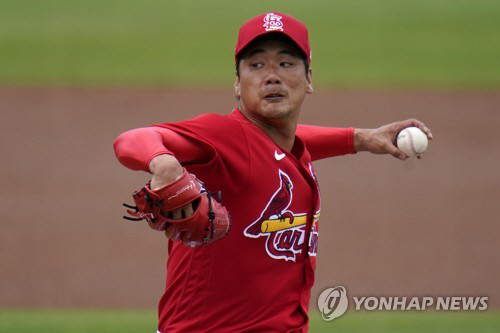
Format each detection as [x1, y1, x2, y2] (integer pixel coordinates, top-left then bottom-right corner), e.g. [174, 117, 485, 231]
[296, 125, 356, 161]
[297, 118, 433, 161]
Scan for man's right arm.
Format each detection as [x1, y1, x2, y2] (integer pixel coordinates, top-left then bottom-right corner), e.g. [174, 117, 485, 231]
[113, 126, 210, 189]
[114, 126, 213, 226]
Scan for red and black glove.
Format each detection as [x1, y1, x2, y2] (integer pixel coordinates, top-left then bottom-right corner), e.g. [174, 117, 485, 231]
[124, 169, 231, 247]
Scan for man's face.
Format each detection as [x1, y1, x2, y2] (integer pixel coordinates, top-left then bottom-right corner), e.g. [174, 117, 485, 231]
[235, 38, 313, 124]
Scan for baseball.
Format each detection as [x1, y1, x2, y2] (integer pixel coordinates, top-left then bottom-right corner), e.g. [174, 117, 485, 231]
[397, 127, 428, 157]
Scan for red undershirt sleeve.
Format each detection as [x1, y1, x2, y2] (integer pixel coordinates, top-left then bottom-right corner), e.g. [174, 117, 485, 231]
[296, 125, 357, 161]
[113, 126, 210, 172]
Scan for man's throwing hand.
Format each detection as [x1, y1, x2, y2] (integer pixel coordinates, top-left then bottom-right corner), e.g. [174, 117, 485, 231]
[353, 119, 433, 160]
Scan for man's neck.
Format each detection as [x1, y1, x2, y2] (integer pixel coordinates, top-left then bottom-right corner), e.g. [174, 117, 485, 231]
[239, 108, 298, 152]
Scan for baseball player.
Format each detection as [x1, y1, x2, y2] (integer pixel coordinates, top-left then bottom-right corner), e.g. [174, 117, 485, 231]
[113, 12, 432, 332]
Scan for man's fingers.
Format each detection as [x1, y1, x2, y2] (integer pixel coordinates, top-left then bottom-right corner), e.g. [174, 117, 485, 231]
[402, 118, 433, 140]
[386, 142, 407, 160]
[412, 122, 433, 140]
[164, 203, 194, 220]
[183, 203, 194, 218]
[172, 208, 182, 220]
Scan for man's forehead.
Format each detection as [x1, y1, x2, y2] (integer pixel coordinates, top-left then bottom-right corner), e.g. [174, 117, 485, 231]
[241, 38, 302, 58]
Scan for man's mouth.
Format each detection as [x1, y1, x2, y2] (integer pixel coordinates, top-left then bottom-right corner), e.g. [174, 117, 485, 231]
[263, 92, 286, 101]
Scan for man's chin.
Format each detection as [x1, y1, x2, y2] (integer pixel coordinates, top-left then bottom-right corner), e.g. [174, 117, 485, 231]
[260, 102, 292, 117]
[261, 108, 291, 120]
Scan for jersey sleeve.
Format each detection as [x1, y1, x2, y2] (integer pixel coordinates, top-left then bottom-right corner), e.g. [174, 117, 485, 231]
[296, 125, 357, 161]
[113, 126, 210, 172]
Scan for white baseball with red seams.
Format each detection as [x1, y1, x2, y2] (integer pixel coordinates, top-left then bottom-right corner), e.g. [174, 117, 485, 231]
[397, 126, 429, 157]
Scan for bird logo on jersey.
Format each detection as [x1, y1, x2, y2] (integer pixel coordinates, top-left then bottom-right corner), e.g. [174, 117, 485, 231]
[244, 170, 319, 261]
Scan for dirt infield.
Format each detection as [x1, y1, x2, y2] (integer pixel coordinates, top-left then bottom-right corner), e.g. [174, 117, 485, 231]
[0, 87, 498, 309]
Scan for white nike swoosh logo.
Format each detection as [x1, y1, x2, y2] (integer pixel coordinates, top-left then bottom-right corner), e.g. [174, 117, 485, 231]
[274, 150, 286, 161]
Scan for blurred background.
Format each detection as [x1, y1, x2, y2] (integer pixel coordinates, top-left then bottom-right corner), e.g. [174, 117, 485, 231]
[1, 0, 499, 332]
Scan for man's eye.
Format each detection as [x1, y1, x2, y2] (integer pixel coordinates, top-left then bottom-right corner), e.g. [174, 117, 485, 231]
[251, 63, 263, 68]
[280, 62, 293, 67]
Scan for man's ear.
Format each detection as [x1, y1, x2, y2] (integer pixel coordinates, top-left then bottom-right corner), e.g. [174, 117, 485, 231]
[234, 76, 241, 100]
[306, 67, 313, 94]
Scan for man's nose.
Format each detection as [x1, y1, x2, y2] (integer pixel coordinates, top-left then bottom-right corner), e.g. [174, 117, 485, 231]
[265, 72, 281, 85]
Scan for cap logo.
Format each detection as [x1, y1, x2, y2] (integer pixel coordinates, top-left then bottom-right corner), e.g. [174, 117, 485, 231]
[263, 13, 283, 32]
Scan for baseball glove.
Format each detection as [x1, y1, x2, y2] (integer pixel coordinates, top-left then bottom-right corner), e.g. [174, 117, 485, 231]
[123, 169, 231, 247]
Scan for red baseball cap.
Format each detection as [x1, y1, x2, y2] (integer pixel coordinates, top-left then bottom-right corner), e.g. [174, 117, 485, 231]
[234, 12, 311, 63]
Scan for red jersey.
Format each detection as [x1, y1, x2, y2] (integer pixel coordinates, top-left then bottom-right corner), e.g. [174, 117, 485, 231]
[114, 109, 355, 332]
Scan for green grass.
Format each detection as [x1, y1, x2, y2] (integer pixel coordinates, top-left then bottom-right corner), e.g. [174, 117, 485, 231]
[0, 0, 499, 87]
[0, 310, 499, 333]
[0, 310, 157, 333]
